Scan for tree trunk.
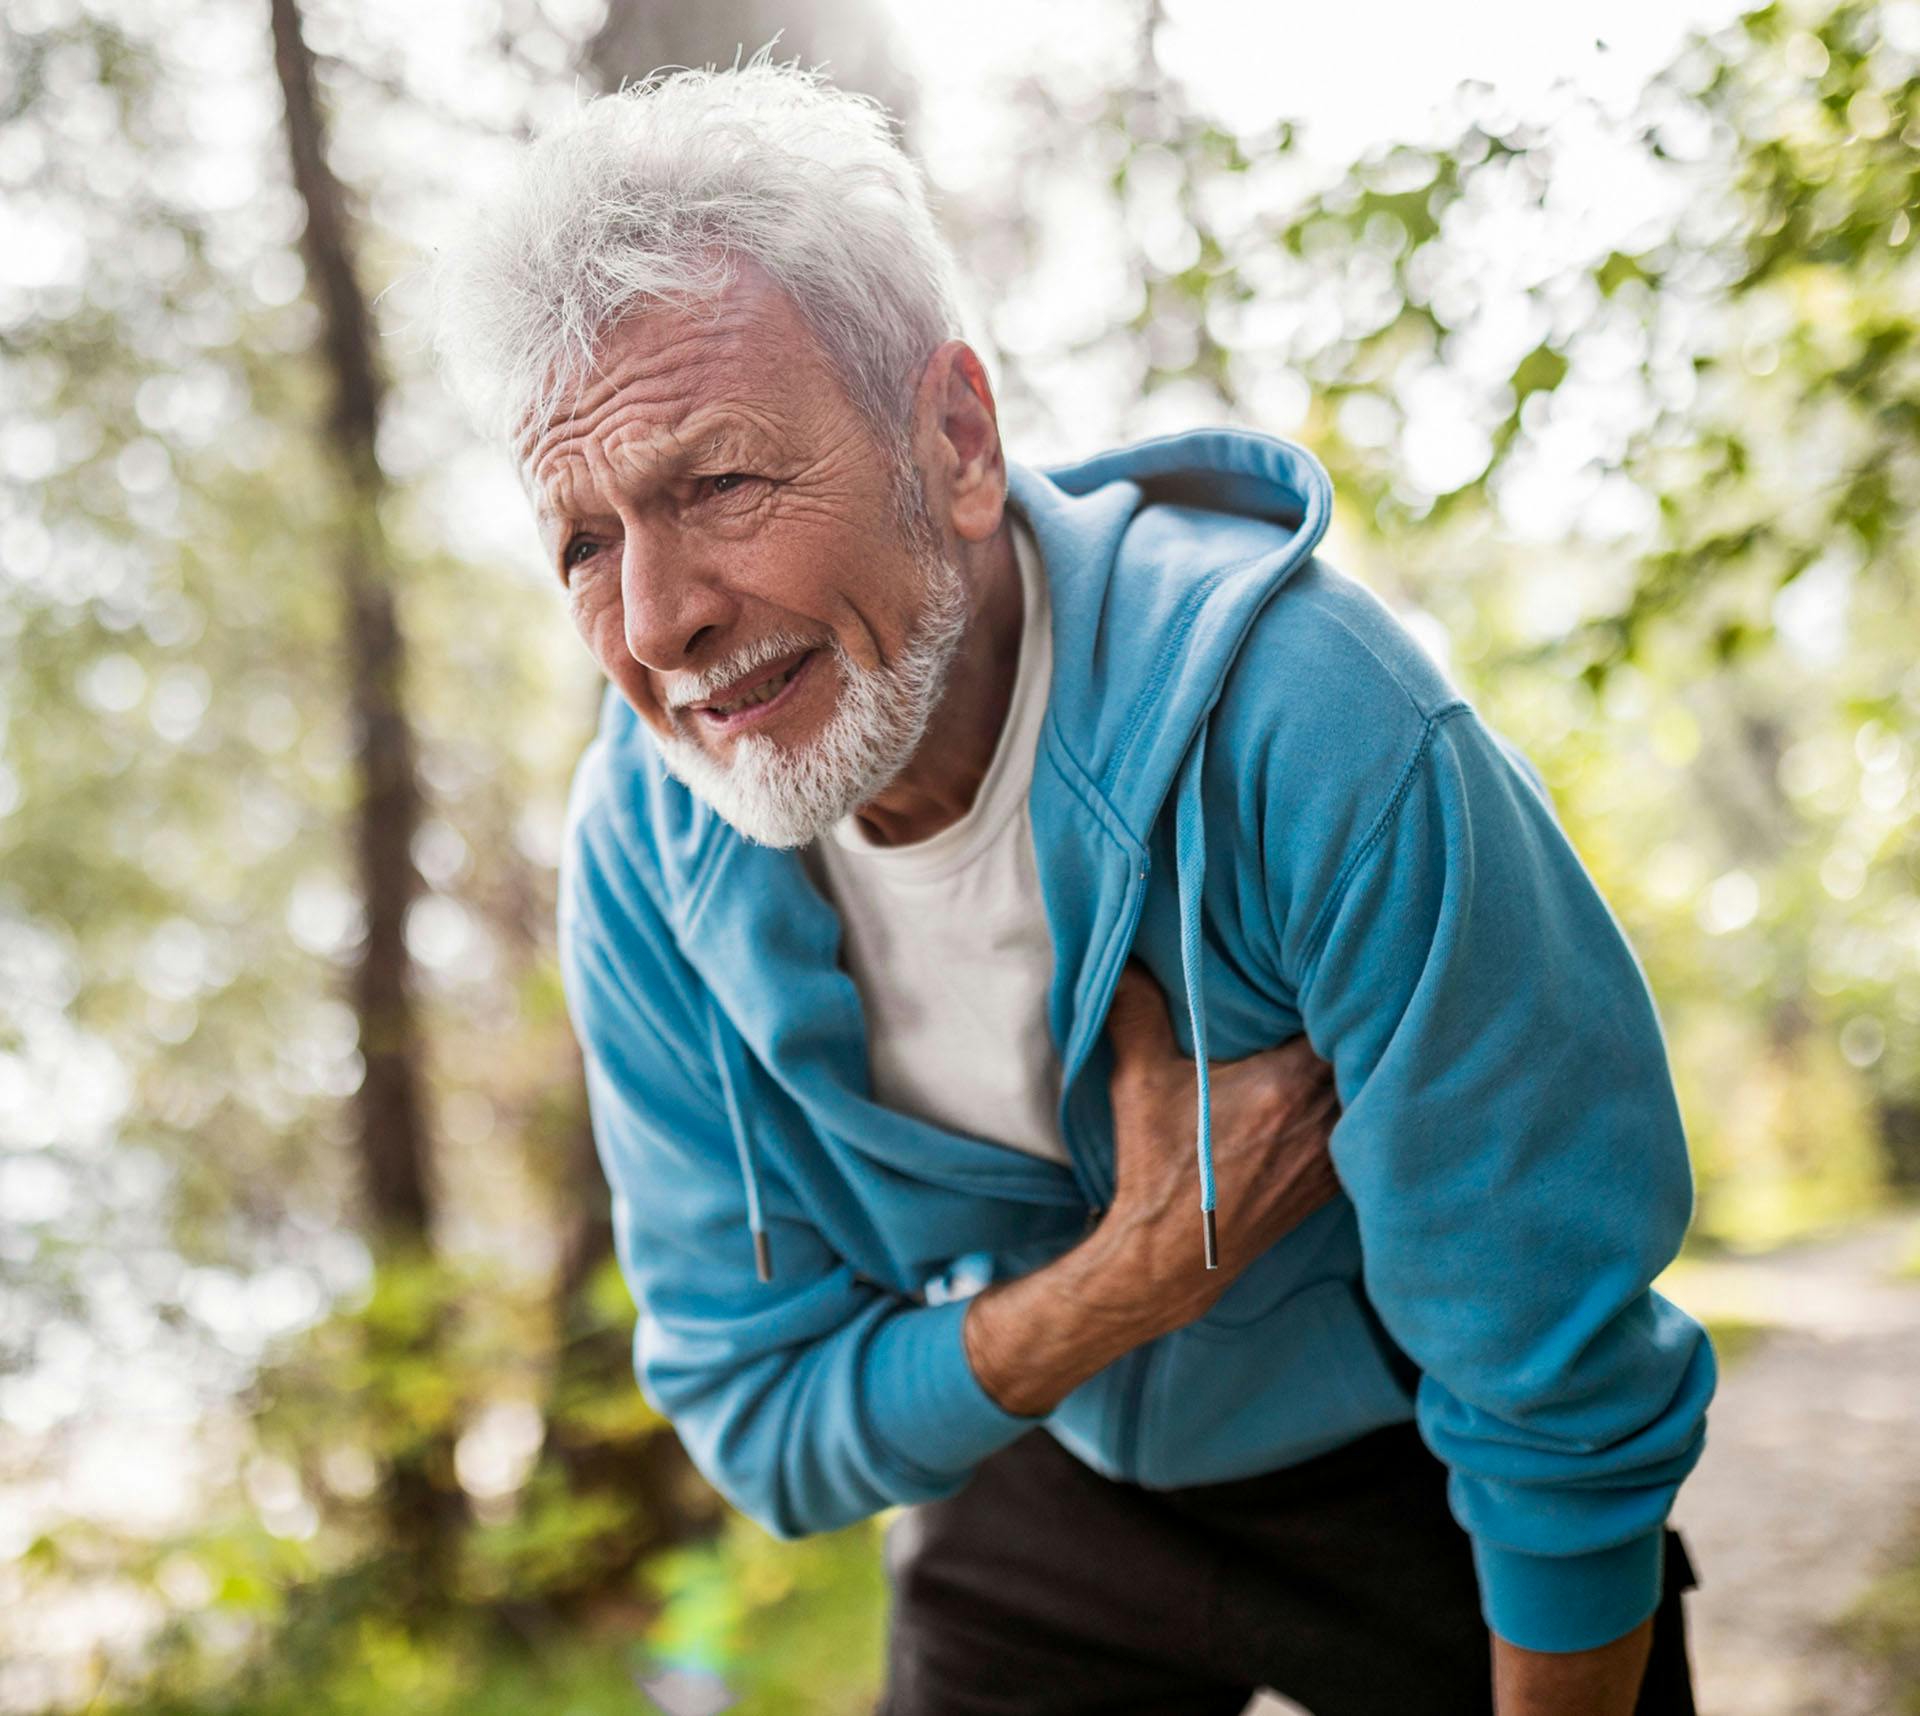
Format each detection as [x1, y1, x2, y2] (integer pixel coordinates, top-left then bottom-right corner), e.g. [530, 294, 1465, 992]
[266, 0, 455, 1584]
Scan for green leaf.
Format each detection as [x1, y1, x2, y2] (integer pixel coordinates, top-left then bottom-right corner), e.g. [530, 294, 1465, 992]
[1510, 342, 1569, 401]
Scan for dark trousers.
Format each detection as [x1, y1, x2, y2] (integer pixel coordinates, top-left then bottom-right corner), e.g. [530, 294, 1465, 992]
[877, 1422, 1698, 1716]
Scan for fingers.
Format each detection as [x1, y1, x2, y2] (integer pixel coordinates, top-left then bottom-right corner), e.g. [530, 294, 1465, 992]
[1228, 1140, 1347, 1259]
[1104, 959, 1177, 1065]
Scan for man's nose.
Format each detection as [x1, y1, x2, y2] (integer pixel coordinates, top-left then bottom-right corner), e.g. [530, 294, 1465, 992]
[619, 526, 735, 672]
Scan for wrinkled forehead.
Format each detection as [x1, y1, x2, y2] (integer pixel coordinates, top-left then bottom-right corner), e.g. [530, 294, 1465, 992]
[519, 321, 749, 491]
[515, 275, 839, 517]
[525, 406, 777, 525]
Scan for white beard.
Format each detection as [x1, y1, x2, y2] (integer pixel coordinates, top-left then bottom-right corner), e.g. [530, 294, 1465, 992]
[643, 547, 973, 849]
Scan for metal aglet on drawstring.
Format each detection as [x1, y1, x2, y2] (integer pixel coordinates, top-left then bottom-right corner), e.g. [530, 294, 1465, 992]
[752, 1229, 773, 1285]
[1203, 1208, 1218, 1271]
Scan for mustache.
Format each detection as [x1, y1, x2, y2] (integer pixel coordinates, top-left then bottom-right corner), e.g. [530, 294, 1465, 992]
[664, 630, 827, 711]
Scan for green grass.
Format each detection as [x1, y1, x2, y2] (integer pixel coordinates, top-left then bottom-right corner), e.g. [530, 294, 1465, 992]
[1839, 1541, 1920, 1714]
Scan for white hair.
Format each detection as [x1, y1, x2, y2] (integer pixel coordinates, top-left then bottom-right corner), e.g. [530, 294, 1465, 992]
[430, 48, 963, 469]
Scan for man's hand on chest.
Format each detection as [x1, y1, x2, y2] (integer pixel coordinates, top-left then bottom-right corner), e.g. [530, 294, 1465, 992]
[961, 961, 1343, 1417]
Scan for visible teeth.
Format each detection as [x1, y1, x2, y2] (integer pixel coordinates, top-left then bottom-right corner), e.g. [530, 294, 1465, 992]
[712, 657, 802, 715]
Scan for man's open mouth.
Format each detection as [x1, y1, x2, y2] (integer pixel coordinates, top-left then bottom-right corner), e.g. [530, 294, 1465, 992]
[694, 648, 819, 731]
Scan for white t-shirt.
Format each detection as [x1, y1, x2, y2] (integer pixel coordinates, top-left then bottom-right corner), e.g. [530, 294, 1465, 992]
[802, 509, 1069, 1166]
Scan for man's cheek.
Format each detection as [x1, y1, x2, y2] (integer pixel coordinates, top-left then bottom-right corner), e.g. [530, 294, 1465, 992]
[573, 592, 624, 666]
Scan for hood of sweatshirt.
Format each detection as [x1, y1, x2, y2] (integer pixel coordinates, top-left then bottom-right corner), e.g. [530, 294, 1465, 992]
[614, 427, 1334, 1283]
[1002, 429, 1333, 1265]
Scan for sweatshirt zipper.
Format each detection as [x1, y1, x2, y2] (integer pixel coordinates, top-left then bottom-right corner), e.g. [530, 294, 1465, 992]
[1062, 853, 1157, 1478]
[1056, 849, 1153, 1211]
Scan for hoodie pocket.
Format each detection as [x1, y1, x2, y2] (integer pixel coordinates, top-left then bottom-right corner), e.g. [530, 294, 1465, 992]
[1127, 1276, 1416, 1489]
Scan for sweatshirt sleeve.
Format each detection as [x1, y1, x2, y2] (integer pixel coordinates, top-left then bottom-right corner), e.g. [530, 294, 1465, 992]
[559, 800, 1039, 1540]
[1290, 703, 1716, 1653]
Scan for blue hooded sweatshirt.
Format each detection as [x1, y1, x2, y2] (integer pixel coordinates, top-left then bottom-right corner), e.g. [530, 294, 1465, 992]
[558, 426, 1716, 1655]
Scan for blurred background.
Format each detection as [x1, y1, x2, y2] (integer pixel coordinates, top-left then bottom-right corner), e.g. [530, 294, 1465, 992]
[2, 0, 1917, 1711]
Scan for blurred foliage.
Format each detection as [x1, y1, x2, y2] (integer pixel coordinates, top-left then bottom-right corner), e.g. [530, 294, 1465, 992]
[74, 1522, 887, 1716]
[1696, 1314, 1772, 1368]
[1841, 1539, 1920, 1713]
[944, 0, 1920, 1245]
[638, 1519, 889, 1715]
[2, 0, 1917, 1710]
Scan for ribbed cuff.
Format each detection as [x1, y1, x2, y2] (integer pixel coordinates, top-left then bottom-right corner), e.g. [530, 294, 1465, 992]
[1473, 1528, 1667, 1654]
[863, 1297, 1045, 1493]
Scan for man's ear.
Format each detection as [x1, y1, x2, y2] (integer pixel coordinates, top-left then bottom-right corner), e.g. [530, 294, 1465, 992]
[913, 339, 1006, 546]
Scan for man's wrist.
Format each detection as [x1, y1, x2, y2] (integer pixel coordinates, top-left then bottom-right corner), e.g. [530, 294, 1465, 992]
[1491, 1617, 1653, 1716]
[961, 1222, 1169, 1416]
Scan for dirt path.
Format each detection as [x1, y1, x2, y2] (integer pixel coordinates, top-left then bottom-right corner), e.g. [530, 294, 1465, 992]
[1244, 1213, 1920, 1716]
[1662, 1213, 1920, 1716]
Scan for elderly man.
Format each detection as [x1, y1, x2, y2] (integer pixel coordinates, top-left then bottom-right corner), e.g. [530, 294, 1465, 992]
[434, 57, 1713, 1716]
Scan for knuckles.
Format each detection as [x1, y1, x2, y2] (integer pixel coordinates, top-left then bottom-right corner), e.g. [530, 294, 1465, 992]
[1107, 1021, 1340, 1154]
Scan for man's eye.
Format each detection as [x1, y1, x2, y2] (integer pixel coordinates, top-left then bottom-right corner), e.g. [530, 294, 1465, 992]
[562, 537, 600, 574]
[700, 472, 756, 500]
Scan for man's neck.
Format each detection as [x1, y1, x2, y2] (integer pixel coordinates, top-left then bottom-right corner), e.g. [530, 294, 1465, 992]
[847, 520, 1024, 848]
